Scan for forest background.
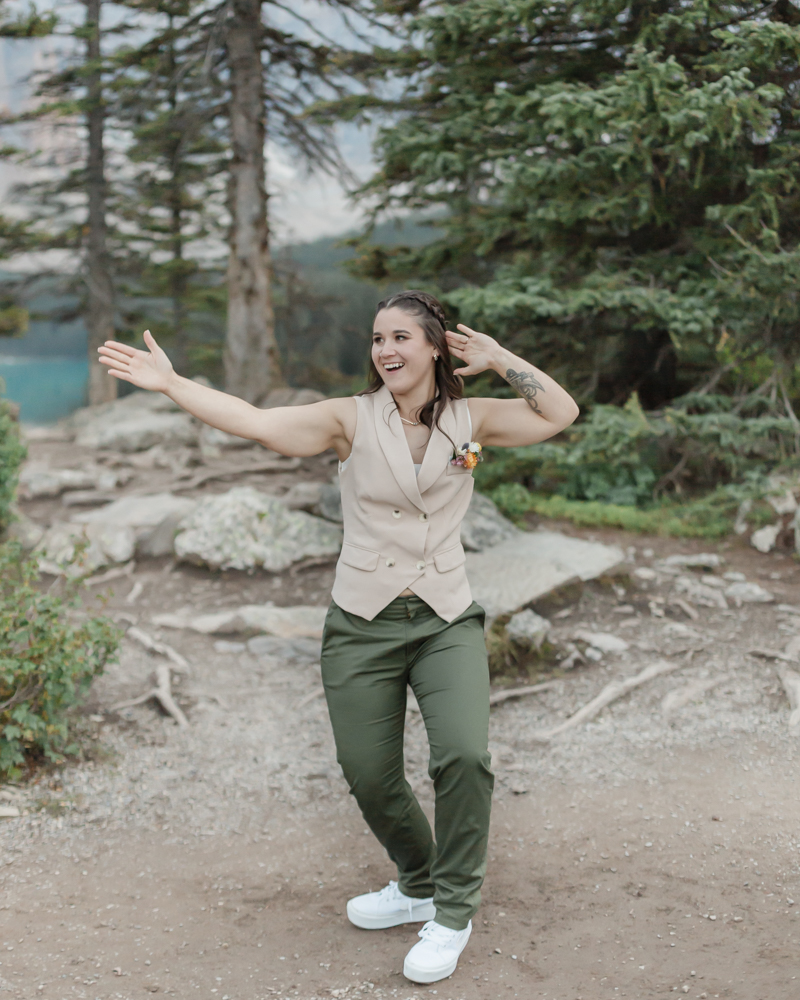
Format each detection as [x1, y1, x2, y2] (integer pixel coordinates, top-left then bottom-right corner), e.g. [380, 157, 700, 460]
[2, 0, 800, 541]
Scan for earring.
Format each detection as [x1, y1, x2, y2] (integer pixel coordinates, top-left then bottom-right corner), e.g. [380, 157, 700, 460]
[433, 354, 439, 361]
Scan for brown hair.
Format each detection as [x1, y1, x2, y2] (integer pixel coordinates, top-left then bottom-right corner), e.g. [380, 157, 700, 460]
[361, 289, 463, 434]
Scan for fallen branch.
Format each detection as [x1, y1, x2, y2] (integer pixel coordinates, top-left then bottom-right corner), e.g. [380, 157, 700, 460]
[82, 561, 136, 587]
[489, 680, 560, 706]
[126, 626, 189, 672]
[111, 662, 189, 728]
[670, 598, 699, 621]
[661, 674, 730, 716]
[171, 457, 301, 493]
[748, 647, 800, 665]
[533, 659, 687, 742]
[775, 666, 800, 729]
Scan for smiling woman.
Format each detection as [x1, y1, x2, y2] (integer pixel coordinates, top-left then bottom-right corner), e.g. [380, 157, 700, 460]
[95, 287, 579, 985]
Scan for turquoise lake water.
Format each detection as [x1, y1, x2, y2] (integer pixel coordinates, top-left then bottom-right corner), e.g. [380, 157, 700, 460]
[0, 357, 88, 424]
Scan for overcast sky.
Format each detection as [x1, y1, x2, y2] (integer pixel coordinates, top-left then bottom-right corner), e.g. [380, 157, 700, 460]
[0, 0, 381, 244]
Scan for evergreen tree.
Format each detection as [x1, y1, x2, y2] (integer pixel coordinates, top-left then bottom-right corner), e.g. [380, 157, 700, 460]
[334, 1, 800, 411]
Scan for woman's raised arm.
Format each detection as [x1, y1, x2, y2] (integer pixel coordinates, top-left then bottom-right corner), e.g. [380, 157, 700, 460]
[98, 331, 355, 459]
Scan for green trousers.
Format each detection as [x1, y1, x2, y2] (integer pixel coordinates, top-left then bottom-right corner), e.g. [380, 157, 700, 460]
[320, 595, 494, 931]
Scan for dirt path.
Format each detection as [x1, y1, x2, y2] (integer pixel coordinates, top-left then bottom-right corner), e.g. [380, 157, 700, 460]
[3, 436, 800, 999]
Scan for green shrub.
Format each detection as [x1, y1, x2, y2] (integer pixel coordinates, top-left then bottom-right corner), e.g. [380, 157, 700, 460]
[0, 542, 121, 780]
[0, 394, 26, 533]
[490, 480, 772, 540]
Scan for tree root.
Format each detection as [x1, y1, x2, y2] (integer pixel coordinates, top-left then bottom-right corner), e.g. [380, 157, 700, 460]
[111, 662, 189, 728]
[775, 666, 800, 729]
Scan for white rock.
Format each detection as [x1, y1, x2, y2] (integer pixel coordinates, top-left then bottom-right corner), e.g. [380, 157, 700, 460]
[723, 571, 747, 583]
[461, 493, 520, 552]
[573, 629, 629, 654]
[281, 481, 325, 511]
[723, 581, 774, 605]
[659, 553, 723, 569]
[36, 521, 135, 577]
[700, 574, 727, 589]
[3, 508, 44, 549]
[76, 410, 198, 452]
[674, 574, 728, 609]
[0, 805, 20, 819]
[173, 486, 342, 572]
[73, 492, 196, 530]
[213, 640, 247, 653]
[662, 621, 703, 640]
[154, 604, 328, 639]
[633, 566, 658, 581]
[750, 523, 780, 554]
[734, 499, 752, 535]
[466, 530, 624, 618]
[768, 491, 797, 516]
[505, 610, 551, 649]
[18, 463, 120, 499]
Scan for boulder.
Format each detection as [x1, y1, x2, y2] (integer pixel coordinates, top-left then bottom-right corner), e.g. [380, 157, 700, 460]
[674, 574, 728, 609]
[153, 603, 327, 639]
[750, 523, 780, 554]
[465, 530, 624, 618]
[36, 521, 135, 577]
[173, 486, 342, 572]
[72, 492, 198, 557]
[461, 492, 519, 552]
[505, 609, 551, 650]
[281, 481, 344, 524]
[724, 581, 774, 605]
[75, 410, 198, 452]
[18, 462, 120, 499]
[259, 387, 326, 409]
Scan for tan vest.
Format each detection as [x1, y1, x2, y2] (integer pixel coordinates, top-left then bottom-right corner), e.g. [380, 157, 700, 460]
[331, 384, 475, 622]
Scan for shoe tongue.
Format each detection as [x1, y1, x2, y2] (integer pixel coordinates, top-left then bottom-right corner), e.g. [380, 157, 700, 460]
[421, 921, 453, 943]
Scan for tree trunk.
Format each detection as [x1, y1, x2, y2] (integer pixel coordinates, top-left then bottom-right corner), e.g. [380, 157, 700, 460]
[84, 0, 116, 405]
[224, 0, 281, 403]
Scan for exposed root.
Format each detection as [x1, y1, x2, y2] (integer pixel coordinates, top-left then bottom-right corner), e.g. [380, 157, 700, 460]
[489, 680, 560, 706]
[126, 626, 190, 673]
[775, 666, 800, 729]
[111, 662, 189, 728]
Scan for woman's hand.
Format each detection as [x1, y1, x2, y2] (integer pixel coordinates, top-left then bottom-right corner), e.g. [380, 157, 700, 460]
[97, 330, 175, 393]
[445, 324, 502, 376]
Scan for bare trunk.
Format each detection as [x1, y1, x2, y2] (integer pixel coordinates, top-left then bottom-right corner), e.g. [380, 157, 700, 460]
[224, 0, 280, 403]
[84, 0, 116, 405]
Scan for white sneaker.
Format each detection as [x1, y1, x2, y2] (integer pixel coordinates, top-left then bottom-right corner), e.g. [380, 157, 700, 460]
[403, 919, 472, 983]
[346, 880, 436, 930]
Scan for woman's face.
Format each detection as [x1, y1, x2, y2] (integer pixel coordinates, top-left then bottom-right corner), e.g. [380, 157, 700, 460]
[372, 307, 437, 394]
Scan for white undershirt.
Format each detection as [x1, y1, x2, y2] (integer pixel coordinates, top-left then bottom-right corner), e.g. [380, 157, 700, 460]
[339, 402, 472, 476]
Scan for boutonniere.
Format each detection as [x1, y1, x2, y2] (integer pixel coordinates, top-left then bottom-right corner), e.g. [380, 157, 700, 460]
[450, 441, 483, 470]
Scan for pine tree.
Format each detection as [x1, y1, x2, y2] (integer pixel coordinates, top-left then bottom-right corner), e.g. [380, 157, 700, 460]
[335, 1, 800, 410]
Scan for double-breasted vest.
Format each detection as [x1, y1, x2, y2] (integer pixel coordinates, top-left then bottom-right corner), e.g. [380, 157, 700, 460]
[330, 384, 475, 622]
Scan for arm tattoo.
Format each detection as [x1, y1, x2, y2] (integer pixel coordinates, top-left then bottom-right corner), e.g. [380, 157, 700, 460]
[505, 368, 545, 416]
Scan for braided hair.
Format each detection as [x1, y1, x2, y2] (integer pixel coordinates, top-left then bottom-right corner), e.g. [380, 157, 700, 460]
[361, 290, 464, 435]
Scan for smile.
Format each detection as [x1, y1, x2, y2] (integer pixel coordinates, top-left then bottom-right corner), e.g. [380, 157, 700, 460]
[383, 362, 405, 371]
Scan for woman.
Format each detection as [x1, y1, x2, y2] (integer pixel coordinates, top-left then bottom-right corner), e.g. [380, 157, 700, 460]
[98, 290, 579, 985]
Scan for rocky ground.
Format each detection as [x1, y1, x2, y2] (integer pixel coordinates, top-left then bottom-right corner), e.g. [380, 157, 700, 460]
[2, 403, 800, 1000]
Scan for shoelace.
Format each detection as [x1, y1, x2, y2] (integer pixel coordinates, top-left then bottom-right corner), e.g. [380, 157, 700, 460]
[377, 880, 414, 920]
[418, 920, 460, 947]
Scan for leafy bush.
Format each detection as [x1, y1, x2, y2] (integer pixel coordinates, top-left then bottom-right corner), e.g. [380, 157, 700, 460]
[475, 391, 799, 513]
[0, 394, 26, 533]
[0, 542, 121, 780]
[490, 480, 776, 540]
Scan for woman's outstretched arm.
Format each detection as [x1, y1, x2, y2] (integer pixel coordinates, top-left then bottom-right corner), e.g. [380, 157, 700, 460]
[97, 331, 355, 459]
[445, 324, 579, 447]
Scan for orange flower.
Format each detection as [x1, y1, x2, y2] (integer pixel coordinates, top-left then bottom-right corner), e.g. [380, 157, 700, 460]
[464, 451, 478, 470]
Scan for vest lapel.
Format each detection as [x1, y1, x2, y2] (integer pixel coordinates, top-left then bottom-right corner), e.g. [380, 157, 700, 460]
[416, 403, 457, 495]
[372, 385, 427, 512]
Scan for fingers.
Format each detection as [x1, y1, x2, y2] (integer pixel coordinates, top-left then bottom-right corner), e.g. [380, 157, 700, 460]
[98, 346, 135, 366]
[99, 340, 137, 358]
[456, 323, 480, 337]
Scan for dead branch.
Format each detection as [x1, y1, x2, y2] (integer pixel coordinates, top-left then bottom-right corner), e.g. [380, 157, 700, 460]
[748, 647, 800, 665]
[296, 686, 326, 709]
[775, 665, 800, 729]
[0, 679, 43, 714]
[489, 681, 560, 706]
[171, 457, 301, 493]
[111, 663, 189, 728]
[533, 659, 687, 742]
[661, 674, 730, 716]
[82, 561, 136, 587]
[126, 626, 190, 673]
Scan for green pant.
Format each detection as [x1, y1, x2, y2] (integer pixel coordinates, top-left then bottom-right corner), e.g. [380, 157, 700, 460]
[321, 595, 494, 931]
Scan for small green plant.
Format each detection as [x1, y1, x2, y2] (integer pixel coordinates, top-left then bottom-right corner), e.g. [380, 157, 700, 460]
[0, 542, 121, 780]
[0, 394, 26, 534]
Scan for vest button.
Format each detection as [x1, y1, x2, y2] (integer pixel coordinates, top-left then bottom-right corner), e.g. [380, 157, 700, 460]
[415, 560, 426, 571]
[418, 513, 428, 522]
[385, 557, 395, 567]
[392, 510, 401, 519]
